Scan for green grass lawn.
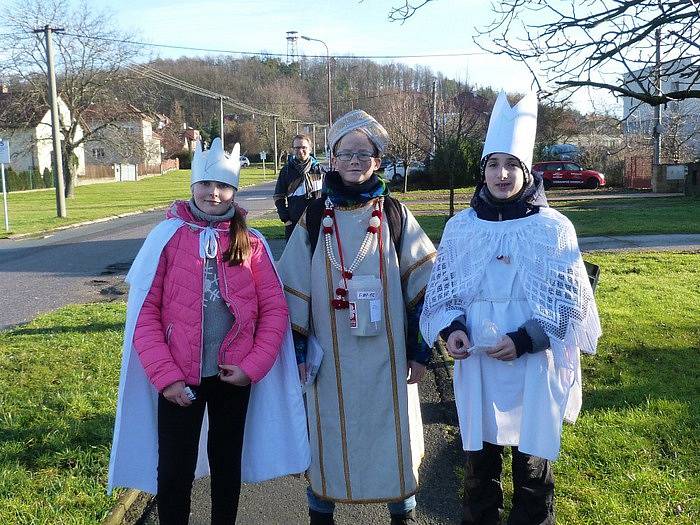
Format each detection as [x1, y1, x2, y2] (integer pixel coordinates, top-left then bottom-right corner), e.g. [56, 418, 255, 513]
[0, 167, 275, 239]
[0, 252, 697, 523]
[2, 168, 697, 240]
[0, 303, 124, 524]
[413, 196, 700, 239]
[248, 217, 285, 240]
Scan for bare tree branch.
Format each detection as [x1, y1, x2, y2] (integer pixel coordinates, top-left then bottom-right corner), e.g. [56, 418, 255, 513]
[474, 0, 700, 105]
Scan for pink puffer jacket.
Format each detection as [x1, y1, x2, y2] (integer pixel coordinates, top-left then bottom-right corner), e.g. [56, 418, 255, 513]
[133, 201, 288, 392]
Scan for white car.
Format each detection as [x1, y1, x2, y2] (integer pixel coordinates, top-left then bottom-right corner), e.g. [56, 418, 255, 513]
[383, 160, 425, 181]
[239, 156, 250, 167]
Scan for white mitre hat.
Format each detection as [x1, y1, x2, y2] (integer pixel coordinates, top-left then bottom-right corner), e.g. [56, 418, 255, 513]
[190, 138, 241, 189]
[481, 91, 538, 172]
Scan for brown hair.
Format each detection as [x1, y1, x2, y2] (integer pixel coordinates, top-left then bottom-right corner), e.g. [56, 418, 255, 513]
[292, 134, 312, 145]
[222, 206, 251, 265]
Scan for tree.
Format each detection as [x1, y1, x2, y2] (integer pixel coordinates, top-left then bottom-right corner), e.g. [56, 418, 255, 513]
[0, 0, 150, 197]
[475, 0, 700, 106]
[379, 91, 431, 192]
[430, 87, 490, 214]
[387, 1, 437, 22]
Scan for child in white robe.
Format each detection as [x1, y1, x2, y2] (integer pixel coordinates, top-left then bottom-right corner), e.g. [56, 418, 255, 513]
[420, 92, 601, 525]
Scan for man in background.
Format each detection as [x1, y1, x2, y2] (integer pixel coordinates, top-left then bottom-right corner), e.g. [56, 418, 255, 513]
[274, 134, 324, 240]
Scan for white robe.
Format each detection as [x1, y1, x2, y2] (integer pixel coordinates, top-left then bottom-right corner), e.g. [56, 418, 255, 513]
[420, 208, 601, 460]
[107, 219, 310, 494]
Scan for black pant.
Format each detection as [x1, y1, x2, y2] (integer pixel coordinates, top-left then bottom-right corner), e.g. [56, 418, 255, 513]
[157, 376, 251, 525]
[284, 222, 296, 241]
[461, 442, 554, 525]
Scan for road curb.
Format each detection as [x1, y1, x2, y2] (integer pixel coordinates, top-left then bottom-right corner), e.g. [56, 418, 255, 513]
[102, 489, 151, 525]
[7, 206, 167, 240]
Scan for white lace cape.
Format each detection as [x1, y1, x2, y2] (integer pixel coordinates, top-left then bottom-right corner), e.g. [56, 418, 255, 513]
[420, 207, 601, 422]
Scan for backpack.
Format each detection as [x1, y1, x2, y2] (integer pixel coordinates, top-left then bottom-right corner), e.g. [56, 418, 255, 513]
[305, 196, 405, 257]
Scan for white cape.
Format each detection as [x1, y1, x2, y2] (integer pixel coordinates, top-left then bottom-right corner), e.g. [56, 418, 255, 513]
[107, 219, 310, 494]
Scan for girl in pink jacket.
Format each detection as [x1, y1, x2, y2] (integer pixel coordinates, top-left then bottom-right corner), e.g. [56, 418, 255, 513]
[132, 138, 288, 524]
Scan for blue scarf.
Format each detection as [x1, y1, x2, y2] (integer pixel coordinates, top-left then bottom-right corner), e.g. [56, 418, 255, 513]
[322, 171, 388, 207]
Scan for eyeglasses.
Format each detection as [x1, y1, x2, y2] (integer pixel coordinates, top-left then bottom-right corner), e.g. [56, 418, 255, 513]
[335, 150, 375, 162]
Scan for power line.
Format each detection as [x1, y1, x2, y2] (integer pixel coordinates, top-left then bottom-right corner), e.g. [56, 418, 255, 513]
[60, 31, 487, 60]
[128, 64, 328, 128]
[127, 64, 280, 118]
[264, 89, 427, 108]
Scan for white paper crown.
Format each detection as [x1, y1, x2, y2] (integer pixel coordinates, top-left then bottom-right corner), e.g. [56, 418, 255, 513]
[481, 91, 538, 172]
[190, 138, 241, 189]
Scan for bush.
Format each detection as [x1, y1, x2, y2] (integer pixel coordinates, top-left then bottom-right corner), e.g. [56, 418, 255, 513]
[427, 137, 481, 189]
[578, 145, 625, 187]
[2, 167, 53, 192]
[42, 167, 54, 188]
[174, 151, 193, 169]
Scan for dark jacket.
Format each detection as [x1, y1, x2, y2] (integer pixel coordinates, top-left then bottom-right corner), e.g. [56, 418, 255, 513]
[273, 156, 323, 224]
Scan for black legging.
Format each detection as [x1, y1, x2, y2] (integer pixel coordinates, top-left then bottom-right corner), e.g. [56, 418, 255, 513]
[461, 442, 555, 525]
[157, 376, 251, 525]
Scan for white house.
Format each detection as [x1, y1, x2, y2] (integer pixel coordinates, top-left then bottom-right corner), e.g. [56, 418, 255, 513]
[622, 58, 700, 161]
[83, 105, 162, 177]
[0, 89, 85, 178]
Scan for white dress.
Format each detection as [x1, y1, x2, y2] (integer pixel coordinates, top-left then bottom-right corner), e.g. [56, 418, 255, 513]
[420, 208, 601, 461]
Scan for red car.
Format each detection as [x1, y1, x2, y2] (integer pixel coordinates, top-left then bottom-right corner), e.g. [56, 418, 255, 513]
[531, 161, 606, 190]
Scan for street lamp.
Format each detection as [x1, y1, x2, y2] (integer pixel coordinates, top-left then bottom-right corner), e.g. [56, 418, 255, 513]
[300, 35, 332, 130]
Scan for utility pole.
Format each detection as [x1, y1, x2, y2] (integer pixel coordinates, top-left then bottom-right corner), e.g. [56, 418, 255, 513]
[273, 115, 279, 174]
[219, 97, 225, 149]
[299, 35, 332, 127]
[652, 28, 661, 191]
[34, 25, 67, 217]
[431, 79, 438, 157]
[311, 123, 317, 157]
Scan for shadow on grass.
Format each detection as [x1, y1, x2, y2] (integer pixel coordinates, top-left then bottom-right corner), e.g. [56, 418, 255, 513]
[580, 342, 699, 416]
[8, 322, 124, 336]
[1, 410, 115, 471]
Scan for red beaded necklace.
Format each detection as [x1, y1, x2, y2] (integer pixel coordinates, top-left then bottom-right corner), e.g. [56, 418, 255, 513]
[322, 198, 384, 310]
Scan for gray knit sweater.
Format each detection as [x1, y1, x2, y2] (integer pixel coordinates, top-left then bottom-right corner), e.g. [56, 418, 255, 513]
[188, 200, 237, 378]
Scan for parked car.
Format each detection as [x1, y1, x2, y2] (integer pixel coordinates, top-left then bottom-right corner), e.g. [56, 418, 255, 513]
[382, 160, 425, 181]
[379, 157, 393, 171]
[239, 155, 250, 168]
[531, 161, 606, 189]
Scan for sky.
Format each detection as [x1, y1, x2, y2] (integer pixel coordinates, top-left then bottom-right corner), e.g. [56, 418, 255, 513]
[89, 0, 617, 114]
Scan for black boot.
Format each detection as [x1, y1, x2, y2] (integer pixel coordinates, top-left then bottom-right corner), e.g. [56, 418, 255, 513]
[309, 508, 335, 525]
[461, 443, 505, 525]
[390, 509, 417, 524]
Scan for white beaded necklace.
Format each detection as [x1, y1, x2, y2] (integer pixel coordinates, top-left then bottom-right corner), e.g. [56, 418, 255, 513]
[322, 197, 382, 309]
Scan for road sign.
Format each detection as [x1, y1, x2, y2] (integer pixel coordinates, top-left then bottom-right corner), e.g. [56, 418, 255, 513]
[0, 138, 9, 164]
[259, 151, 267, 160]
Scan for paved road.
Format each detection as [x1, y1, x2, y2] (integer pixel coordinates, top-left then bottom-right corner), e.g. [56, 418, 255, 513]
[0, 181, 277, 330]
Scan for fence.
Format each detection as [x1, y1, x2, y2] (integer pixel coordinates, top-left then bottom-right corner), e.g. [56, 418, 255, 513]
[84, 164, 114, 180]
[161, 158, 179, 173]
[138, 163, 163, 176]
[624, 155, 652, 189]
